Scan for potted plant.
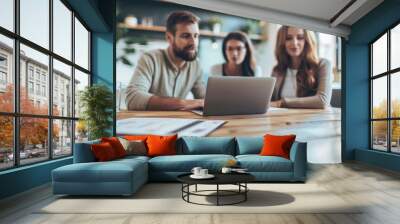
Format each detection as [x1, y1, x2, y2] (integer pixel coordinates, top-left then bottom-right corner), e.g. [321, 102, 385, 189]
[208, 16, 222, 33]
[116, 28, 148, 67]
[79, 84, 113, 140]
[240, 19, 260, 35]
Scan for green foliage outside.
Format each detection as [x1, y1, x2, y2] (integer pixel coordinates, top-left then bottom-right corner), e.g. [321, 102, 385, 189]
[372, 99, 400, 142]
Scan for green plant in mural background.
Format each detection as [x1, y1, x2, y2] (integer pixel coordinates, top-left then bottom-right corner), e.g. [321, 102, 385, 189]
[115, 6, 149, 67]
[208, 16, 222, 32]
[79, 84, 113, 140]
[240, 19, 261, 35]
[199, 16, 223, 33]
[116, 27, 148, 66]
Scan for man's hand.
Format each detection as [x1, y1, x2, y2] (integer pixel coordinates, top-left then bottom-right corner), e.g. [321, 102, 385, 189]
[270, 100, 283, 107]
[180, 99, 204, 111]
[147, 96, 204, 111]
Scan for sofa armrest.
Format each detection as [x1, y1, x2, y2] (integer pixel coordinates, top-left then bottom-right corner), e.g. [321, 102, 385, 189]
[289, 141, 307, 181]
[73, 140, 100, 163]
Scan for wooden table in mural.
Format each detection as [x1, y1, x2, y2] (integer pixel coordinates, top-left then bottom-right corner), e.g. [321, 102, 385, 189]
[117, 108, 342, 163]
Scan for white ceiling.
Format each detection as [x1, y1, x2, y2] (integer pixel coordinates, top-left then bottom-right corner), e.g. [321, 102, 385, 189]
[165, 0, 384, 37]
[225, 0, 352, 23]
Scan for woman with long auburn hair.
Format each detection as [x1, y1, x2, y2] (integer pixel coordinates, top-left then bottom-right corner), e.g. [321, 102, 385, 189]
[271, 26, 332, 109]
[210, 31, 262, 77]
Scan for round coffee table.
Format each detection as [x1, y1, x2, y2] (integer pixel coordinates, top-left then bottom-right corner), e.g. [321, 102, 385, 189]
[177, 173, 255, 206]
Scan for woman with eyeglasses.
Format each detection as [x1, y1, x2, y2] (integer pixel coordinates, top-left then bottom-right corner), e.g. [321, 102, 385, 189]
[210, 31, 262, 77]
[270, 26, 332, 109]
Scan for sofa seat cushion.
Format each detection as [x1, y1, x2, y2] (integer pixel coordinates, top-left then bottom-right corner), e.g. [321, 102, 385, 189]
[236, 155, 293, 172]
[53, 159, 147, 183]
[149, 154, 235, 172]
[117, 155, 150, 162]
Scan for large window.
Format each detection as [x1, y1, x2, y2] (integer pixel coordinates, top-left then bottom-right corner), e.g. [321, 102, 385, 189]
[0, 0, 91, 171]
[370, 23, 400, 153]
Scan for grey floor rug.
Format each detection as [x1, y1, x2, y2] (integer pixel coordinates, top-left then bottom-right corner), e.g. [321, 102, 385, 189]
[38, 183, 362, 214]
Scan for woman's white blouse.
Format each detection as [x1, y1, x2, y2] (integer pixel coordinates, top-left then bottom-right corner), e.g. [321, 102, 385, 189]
[280, 69, 297, 98]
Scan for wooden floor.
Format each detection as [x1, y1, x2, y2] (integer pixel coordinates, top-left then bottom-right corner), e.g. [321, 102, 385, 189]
[1, 162, 400, 224]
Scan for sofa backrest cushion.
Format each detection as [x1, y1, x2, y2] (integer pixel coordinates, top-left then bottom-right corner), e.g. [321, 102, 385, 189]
[180, 136, 236, 155]
[235, 136, 263, 155]
[73, 139, 100, 163]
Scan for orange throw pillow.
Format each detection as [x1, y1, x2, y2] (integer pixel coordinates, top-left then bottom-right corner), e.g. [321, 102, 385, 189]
[146, 134, 177, 157]
[259, 134, 296, 159]
[91, 142, 117, 161]
[101, 137, 127, 158]
[124, 135, 149, 141]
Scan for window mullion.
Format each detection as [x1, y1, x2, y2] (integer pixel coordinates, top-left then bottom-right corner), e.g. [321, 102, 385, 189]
[48, 0, 54, 160]
[71, 10, 76, 154]
[88, 31, 91, 77]
[13, 0, 20, 167]
[370, 45, 373, 149]
[387, 30, 391, 152]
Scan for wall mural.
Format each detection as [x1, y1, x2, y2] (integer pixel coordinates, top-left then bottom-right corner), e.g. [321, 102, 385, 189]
[115, 0, 342, 163]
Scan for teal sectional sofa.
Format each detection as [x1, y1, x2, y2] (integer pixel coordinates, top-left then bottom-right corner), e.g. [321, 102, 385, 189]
[52, 136, 307, 196]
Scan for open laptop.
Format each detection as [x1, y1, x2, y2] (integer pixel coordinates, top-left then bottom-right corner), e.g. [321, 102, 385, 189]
[192, 76, 276, 116]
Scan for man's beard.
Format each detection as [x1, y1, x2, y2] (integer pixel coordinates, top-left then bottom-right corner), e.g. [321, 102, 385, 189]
[173, 42, 197, 61]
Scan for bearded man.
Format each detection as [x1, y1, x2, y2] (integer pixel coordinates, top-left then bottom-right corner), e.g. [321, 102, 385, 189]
[125, 11, 205, 111]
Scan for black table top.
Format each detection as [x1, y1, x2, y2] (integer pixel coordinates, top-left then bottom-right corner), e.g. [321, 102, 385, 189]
[177, 172, 255, 185]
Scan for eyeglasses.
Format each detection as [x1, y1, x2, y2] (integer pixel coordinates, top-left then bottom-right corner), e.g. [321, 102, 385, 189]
[227, 46, 246, 52]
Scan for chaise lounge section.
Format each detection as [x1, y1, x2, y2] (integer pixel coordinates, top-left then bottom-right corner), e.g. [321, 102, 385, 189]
[52, 140, 149, 196]
[52, 136, 307, 196]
